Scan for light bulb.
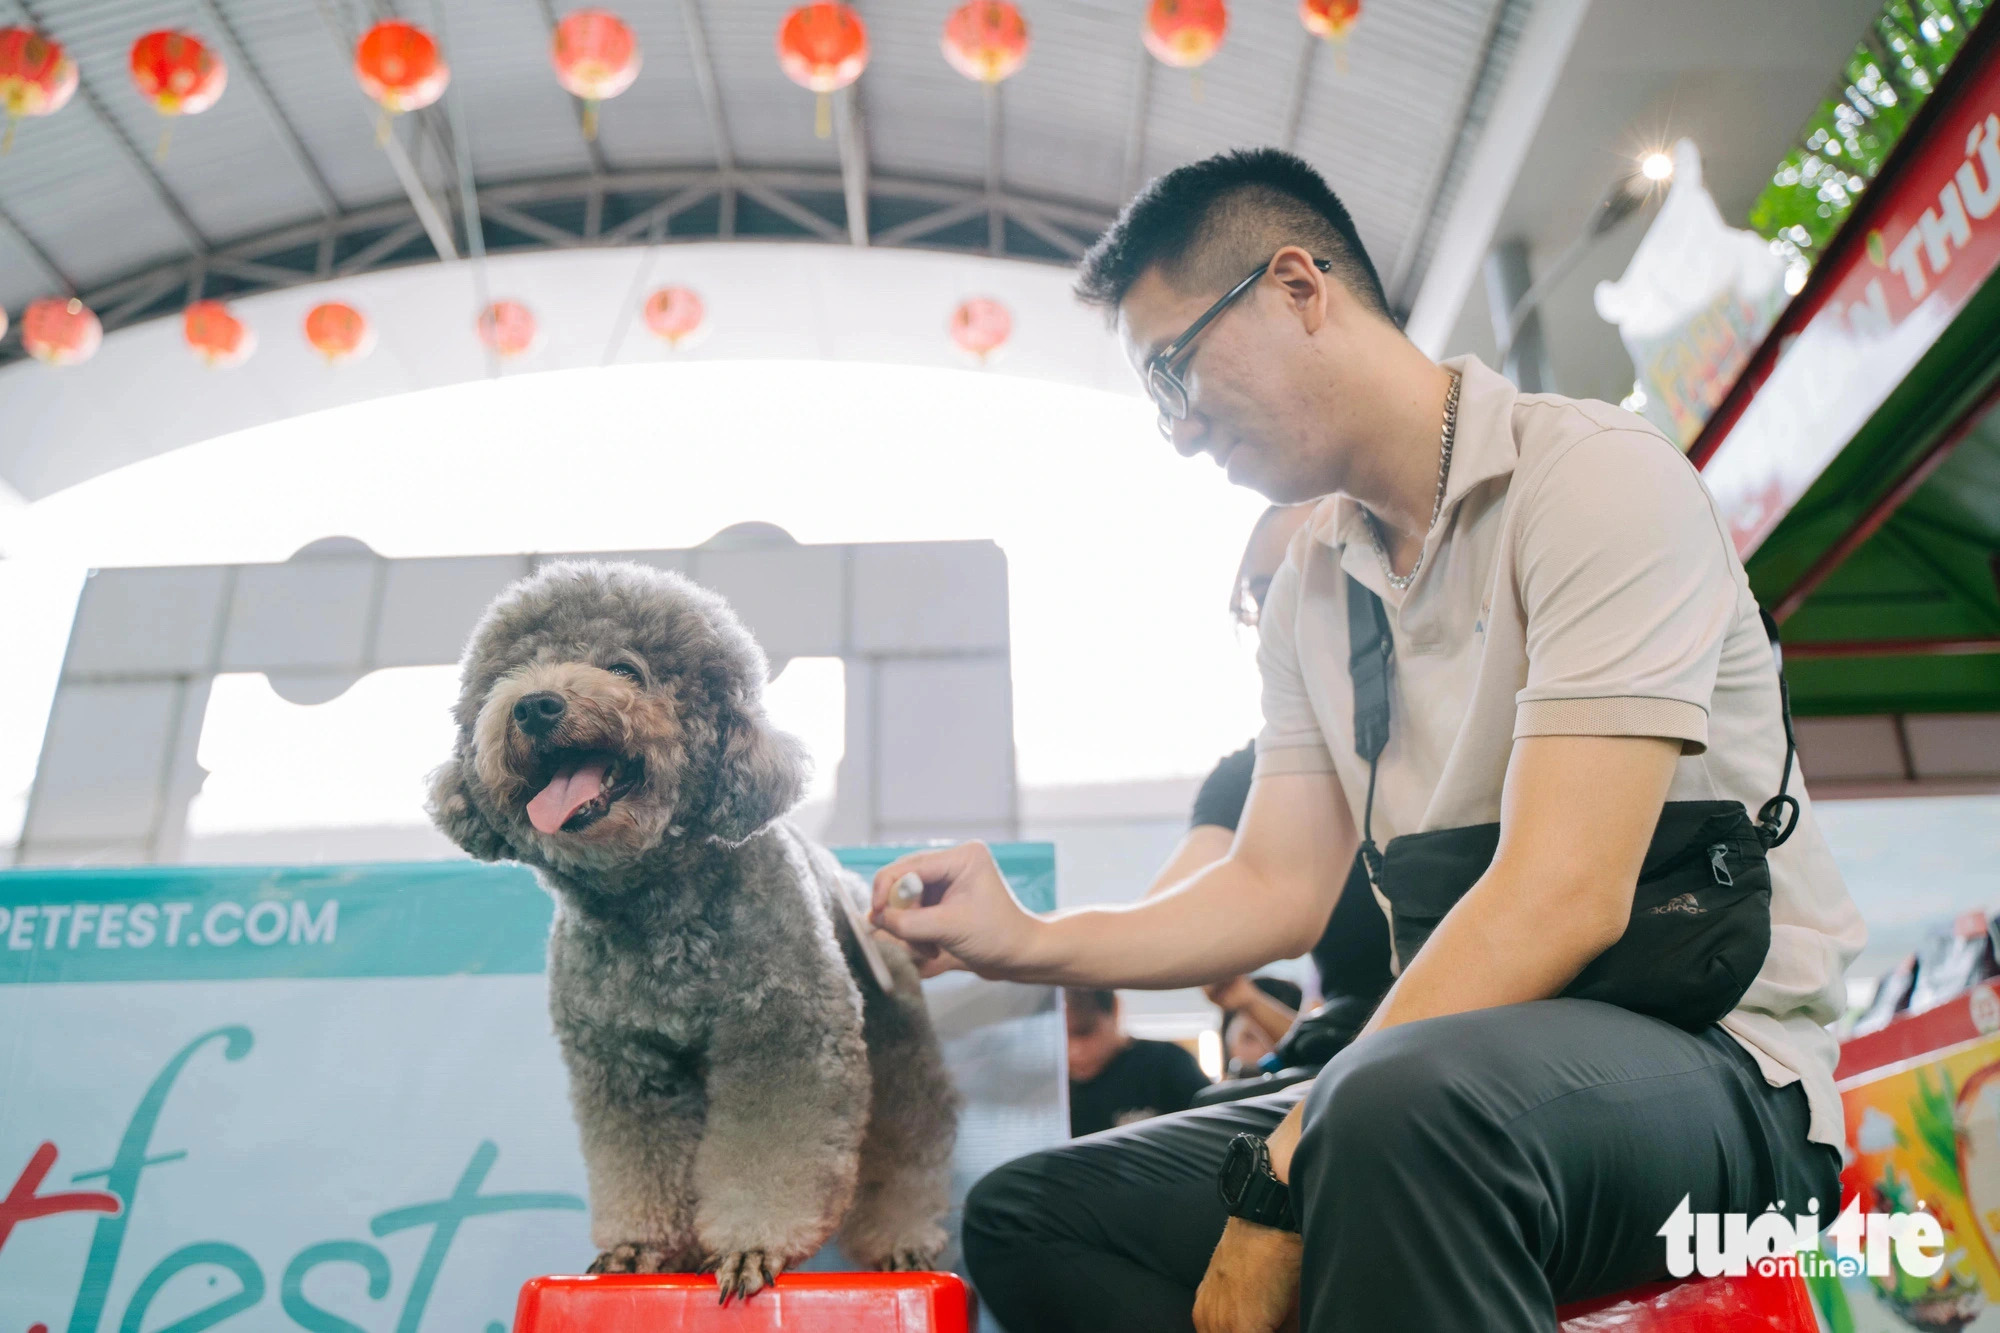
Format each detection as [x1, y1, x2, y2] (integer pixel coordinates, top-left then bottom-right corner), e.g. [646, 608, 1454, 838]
[1639, 151, 1675, 183]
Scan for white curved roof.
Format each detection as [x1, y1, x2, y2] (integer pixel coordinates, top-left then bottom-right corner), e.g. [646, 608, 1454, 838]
[0, 0, 1521, 404]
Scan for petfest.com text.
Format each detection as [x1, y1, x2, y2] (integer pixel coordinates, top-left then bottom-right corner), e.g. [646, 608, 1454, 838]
[1658, 1195, 1946, 1279]
[0, 899, 339, 952]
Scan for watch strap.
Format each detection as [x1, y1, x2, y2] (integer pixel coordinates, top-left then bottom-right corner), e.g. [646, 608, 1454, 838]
[1220, 1133, 1299, 1233]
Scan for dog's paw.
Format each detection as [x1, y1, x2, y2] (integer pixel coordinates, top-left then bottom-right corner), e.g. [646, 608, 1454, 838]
[587, 1242, 682, 1274]
[707, 1249, 785, 1304]
[875, 1246, 940, 1272]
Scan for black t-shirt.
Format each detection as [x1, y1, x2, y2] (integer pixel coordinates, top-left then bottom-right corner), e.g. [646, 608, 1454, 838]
[1188, 741, 1395, 1006]
[1190, 741, 1256, 832]
[1069, 1039, 1211, 1137]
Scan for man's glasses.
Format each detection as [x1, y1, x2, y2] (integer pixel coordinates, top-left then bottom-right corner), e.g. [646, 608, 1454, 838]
[1145, 255, 1333, 440]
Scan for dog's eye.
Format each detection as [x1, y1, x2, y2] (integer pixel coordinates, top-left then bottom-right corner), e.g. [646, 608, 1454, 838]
[605, 662, 644, 684]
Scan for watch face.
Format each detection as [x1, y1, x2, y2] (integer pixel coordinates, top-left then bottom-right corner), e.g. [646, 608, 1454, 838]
[1218, 1136, 1255, 1206]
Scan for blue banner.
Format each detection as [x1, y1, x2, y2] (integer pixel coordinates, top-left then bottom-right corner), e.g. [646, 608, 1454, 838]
[0, 846, 1062, 1333]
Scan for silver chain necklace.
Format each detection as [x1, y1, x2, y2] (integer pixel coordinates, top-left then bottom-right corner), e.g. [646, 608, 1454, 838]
[1368, 371, 1461, 592]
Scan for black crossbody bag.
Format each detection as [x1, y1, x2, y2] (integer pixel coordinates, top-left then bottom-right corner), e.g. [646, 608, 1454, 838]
[1341, 574, 1798, 1033]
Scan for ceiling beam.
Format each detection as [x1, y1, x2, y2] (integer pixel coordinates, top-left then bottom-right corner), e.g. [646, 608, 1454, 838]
[600, 185, 718, 243]
[380, 127, 461, 261]
[207, 255, 316, 287]
[18, 168, 1110, 353]
[529, 0, 612, 175]
[1400, 0, 1590, 354]
[431, 0, 487, 263]
[311, 0, 458, 263]
[1278, 36, 1319, 151]
[677, 0, 736, 237]
[735, 178, 847, 243]
[100, 271, 185, 327]
[834, 87, 871, 246]
[877, 198, 987, 247]
[335, 220, 426, 275]
[11, 0, 210, 255]
[678, 0, 735, 168]
[1005, 206, 1088, 260]
[482, 202, 581, 249]
[1119, 52, 1154, 202]
[0, 199, 74, 294]
[984, 83, 1003, 254]
[199, 0, 341, 216]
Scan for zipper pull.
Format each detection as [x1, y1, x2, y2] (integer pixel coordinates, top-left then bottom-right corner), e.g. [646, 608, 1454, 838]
[1708, 844, 1733, 887]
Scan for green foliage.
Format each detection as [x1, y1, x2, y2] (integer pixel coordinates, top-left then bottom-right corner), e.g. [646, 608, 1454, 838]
[1748, 0, 1991, 264]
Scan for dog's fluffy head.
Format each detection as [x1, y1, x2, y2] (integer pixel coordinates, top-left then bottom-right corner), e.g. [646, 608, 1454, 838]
[428, 561, 808, 875]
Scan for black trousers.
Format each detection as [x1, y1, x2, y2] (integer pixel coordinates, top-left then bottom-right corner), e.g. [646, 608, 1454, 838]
[964, 999, 1841, 1333]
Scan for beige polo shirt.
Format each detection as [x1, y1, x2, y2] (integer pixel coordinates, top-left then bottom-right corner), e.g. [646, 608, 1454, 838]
[1253, 354, 1866, 1149]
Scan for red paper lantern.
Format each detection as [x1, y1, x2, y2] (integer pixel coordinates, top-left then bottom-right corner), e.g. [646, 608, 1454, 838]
[1144, 0, 1227, 69]
[1299, 0, 1360, 40]
[777, 3, 867, 137]
[21, 296, 100, 365]
[130, 31, 226, 117]
[355, 20, 449, 118]
[942, 2, 1029, 84]
[477, 301, 538, 359]
[552, 9, 640, 140]
[184, 299, 254, 367]
[949, 297, 1011, 363]
[304, 301, 374, 363]
[0, 27, 78, 153]
[642, 286, 706, 347]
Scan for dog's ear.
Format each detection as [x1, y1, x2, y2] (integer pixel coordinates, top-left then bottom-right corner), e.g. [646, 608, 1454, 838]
[426, 751, 512, 862]
[706, 712, 809, 847]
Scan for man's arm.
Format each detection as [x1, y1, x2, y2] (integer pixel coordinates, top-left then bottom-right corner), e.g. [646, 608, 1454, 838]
[870, 766, 1358, 989]
[1145, 824, 1236, 899]
[1255, 731, 1679, 1179]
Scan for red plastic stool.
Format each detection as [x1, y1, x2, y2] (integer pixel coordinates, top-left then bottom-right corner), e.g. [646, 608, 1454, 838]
[1557, 1271, 1817, 1331]
[513, 1272, 971, 1332]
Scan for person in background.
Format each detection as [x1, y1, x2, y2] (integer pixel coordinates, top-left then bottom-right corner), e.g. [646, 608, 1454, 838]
[1066, 987, 1211, 1137]
[1147, 503, 1328, 1053]
[1222, 976, 1304, 1078]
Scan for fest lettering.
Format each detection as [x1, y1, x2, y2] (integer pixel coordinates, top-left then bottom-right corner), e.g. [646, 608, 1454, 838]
[0, 1025, 584, 1332]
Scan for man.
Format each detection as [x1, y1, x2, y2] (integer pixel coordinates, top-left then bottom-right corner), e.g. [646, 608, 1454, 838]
[1065, 988, 1210, 1137]
[870, 148, 1863, 1333]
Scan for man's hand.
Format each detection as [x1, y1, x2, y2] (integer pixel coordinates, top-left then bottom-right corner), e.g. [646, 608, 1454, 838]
[869, 842, 1046, 980]
[1193, 1218, 1303, 1333]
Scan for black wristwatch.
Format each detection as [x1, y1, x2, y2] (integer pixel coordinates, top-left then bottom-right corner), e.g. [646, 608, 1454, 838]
[1217, 1133, 1298, 1232]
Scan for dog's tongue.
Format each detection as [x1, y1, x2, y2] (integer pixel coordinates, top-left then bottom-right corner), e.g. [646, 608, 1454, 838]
[526, 757, 611, 834]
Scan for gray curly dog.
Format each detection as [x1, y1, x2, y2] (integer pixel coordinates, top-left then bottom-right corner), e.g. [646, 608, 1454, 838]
[427, 560, 959, 1301]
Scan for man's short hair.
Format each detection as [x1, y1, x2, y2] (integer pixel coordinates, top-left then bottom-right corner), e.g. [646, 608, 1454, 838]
[1075, 148, 1390, 320]
[1065, 987, 1118, 1018]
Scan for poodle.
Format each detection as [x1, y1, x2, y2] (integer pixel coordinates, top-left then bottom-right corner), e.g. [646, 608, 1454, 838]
[426, 559, 959, 1300]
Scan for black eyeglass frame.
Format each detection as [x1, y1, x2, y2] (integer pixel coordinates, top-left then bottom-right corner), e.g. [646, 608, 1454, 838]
[1145, 255, 1334, 439]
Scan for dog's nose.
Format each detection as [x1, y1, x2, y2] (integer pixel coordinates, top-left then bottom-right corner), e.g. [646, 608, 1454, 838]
[513, 691, 566, 736]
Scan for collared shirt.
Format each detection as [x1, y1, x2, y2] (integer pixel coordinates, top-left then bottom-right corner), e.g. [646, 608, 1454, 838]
[1253, 355, 1866, 1149]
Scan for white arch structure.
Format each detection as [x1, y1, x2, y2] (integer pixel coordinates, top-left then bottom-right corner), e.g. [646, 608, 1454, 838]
[0, 243, 1135, 507]
[16, 531, 1016, 865]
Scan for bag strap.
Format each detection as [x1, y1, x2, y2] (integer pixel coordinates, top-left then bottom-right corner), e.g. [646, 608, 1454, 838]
[1757, 608, 1800, 849]
[1341, 578, 1803, 865]
[1345, 574, 1392, 885]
